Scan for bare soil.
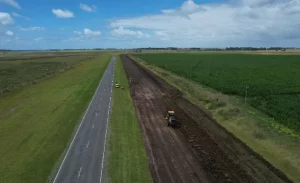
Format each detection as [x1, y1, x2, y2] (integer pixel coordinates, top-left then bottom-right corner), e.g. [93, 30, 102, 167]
[121, 55, 291, 183]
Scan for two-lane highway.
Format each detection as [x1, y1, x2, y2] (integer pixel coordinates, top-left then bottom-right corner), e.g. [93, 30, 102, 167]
[53, 56, 116, 183]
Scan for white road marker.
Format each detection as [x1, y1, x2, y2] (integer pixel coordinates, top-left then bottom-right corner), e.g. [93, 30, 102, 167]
[96, 113, 98, 117]
[99, 117, 110, 183]
[86, 141, 90, 148]
[92, 124, 94, 129]
[78, 167, 82, 178]
[99, 90, 113, 183]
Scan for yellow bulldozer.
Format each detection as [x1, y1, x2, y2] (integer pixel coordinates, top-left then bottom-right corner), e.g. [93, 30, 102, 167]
[165, 111, 180, 127]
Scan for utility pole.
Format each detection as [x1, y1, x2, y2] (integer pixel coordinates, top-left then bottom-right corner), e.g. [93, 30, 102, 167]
[245, 85, 249, 104]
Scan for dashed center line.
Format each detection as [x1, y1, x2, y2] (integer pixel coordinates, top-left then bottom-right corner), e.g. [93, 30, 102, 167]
[78, 167, 82, 178]
[92, 124, 94, 129]
[86, 141, 90, 148]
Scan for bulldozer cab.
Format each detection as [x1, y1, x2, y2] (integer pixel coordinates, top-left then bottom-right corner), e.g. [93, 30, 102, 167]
[165, 111, 175, 118]
[165, 111, 180, 127]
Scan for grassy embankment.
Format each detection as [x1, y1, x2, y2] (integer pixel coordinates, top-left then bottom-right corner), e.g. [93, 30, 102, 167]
[131, 53, 300, 183]
[106, 56, 152, 183]
[0, 54, 110, 183]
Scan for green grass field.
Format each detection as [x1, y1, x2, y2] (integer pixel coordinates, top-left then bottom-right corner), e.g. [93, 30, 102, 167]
[131, 55, 300, 183]
[0, 54, 95, 95]
[107, 56, 152, 183]
[0, 54, 110, 183]
[135, 53, 300, 133]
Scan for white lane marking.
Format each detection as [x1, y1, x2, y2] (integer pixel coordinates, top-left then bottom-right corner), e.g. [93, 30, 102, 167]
[86, 141, 90, 148]
[101, 98, 102, 101]
[78, 167, 82, 178]
[99, 104, 100, 107]
[53, 57, 113, 183]
[92, 124, 94, 129]
[104, 89, 106, 92]
[96, 113, 98, 117]
[106, 81, 107, 84]
[100, 117, 110, 183]
[99, 80, 113, 183]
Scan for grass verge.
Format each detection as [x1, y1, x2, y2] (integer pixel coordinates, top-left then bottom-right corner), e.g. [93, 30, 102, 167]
[0, 54, 110, 183]
[107, 56, 152, 183]
[130, 55, 300, 183]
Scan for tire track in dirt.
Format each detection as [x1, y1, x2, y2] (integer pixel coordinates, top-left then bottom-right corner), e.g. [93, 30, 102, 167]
[121, 55, 291, 183]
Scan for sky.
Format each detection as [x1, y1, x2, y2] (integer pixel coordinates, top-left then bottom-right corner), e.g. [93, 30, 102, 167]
[0, 0, 300, 49]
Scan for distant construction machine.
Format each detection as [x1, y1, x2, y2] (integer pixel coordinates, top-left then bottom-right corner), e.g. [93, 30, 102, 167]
[165, 111, 180, 127]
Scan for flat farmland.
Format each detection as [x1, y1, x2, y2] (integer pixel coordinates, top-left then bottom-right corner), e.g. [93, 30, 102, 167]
[135, 53, 300, 133]
[121, 55, 290, 183]
[0, 53, 110, 183]
[0, 53, 97, 95]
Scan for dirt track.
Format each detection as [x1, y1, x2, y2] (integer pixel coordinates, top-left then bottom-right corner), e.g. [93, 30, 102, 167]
[121, 55, 291, 183]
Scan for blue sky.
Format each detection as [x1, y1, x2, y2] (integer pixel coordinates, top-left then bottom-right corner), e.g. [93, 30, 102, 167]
[1, 0, 300, 49]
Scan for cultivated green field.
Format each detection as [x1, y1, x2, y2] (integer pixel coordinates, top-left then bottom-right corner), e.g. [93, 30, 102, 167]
[0, 54, 96, 95]
[0, 54, 110, 183]
[107, 56, 152, 183]
[136, 53, 300, 133]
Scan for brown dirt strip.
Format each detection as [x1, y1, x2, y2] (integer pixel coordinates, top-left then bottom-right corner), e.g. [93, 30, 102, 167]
[120, 55, 292, 183]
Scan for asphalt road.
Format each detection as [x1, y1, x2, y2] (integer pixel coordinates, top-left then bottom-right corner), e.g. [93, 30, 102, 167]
[52, 56, 116, 183]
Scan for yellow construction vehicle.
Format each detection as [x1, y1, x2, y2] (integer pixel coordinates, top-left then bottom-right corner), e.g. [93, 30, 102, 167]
[164, 111, 180, 127]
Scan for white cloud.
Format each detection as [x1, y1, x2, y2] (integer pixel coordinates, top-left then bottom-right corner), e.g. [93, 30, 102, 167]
[80, 3, 97, 12]
[110, 0, 300, 47]
[73, 31, 82, 35]
[6, 30, 13, 36]
[12, 12, 29, 20]
[83, 28, 101, 36]
[34, 37, 43, 41]
[162, 0, 204, 17]
[52, 9, 74, 18]
[0, 0, 21, 9]
[0, 12, 13, 25]
[19, 26, 45, 31]
[155, 31, 169, 40]
[111, 26, 150, 38]
[155, 31, 168, 37]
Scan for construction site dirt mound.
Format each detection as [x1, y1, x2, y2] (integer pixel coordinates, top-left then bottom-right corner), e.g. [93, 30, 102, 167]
[121, 55, 291, 183]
